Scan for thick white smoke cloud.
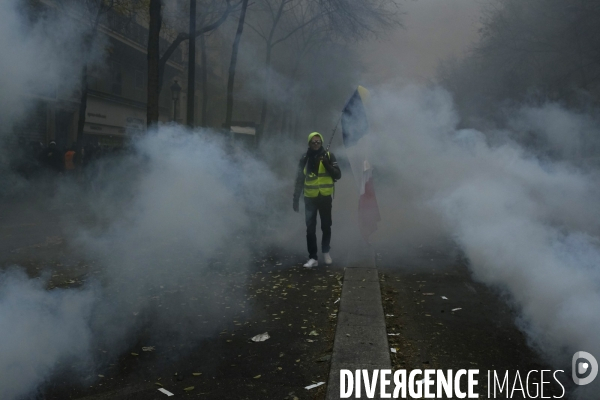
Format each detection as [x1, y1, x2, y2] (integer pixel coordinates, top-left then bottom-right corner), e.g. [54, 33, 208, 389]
[0, 1, 299, 396]
[0, 0, 107, 198]
[508, 103, 600, 164]
[0, 126, 287, 399]
[0, 269, 96, 400]
[371, 84, 600, 397]
[71, 127, 283, 356]
[0, 0, 104, 133]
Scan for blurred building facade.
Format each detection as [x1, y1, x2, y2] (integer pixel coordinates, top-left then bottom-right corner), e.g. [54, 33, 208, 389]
[16, 0, 207, 149]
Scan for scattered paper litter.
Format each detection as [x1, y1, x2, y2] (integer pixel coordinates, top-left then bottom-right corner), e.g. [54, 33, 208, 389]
[390, 348, 397, 353]
[251, 332, 270, 342]
[452, 308, 462, 312]
[158, 388, 174, 396]
[385, 314, 394, 317]
[388, 333, 400, 336]
[305, 382, 325, 390]
[334, 298, 340, 304]
[422, 293, 434, 296]
[142, 346, 155, 352]
[441, 296, 448, 300]
[309, 330, 319, 336]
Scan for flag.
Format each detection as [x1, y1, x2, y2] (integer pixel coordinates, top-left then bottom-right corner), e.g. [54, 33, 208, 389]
[342, 85, 381, 241]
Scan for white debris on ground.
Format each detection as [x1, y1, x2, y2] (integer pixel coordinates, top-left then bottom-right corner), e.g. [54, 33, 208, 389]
[251, 332, 270, 342]
[305, 382, 325, 390]
[158, 388, 174, 396]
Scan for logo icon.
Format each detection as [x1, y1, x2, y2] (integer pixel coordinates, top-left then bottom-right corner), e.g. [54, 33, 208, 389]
[572, 351, 598, 385]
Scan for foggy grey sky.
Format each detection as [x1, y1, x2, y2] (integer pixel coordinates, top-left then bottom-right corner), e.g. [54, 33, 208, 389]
[360, 0, 485, 84]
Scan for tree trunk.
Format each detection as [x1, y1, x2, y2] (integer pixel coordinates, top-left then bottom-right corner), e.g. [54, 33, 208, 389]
[75, 64, 88, 153]
[225, 0, 249, 128]
[75, 26, 101, 153]
[258, 44, 273, 135]
[147, 0, 162, 127]
[200, 34, 208, 127]
[186, 0, 196, 127]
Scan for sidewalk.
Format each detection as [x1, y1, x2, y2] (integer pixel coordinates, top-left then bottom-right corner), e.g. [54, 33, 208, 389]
[326, 243, 391, 400]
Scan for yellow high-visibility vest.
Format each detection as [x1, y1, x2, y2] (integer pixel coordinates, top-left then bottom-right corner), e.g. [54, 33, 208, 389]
[303, 153, 334, 197]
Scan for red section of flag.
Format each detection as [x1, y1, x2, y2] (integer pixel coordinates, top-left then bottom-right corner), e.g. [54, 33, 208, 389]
[358, 176, 381, 241]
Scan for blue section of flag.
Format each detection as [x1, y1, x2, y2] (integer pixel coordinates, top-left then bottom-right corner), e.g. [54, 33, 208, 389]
[342, 89, 368, 148]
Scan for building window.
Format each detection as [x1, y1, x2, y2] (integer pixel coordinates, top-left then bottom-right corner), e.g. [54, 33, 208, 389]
[135, 70, 144, 90]
[111, 62, 122, 96]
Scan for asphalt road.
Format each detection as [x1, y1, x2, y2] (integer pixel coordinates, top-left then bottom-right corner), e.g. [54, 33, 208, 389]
[376, 244, 572, 399]
[0, 196, 576, 399]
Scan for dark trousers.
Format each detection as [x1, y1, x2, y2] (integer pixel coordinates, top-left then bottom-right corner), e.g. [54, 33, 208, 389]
[304, 194, 332, 260]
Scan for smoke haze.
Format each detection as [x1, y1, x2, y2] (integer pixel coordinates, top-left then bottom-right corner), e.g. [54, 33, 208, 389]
[0, 0, 104, 133]
[369, 84, 600, 398]
[3, 0, 600, 399]
[0, 269, 96, 400]
[359, 0, 484, 84]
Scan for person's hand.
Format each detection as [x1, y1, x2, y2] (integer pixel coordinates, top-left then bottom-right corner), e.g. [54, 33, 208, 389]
[293, 199, 299, 213]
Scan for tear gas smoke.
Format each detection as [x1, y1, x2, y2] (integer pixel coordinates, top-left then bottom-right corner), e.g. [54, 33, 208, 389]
[72, 128, 283, 358]
[0, 269, 96, 400]
[0, 0, 106, 195]
[0, 126, 289, 399]
[4, 0, 600, 399]
[508, 103, 600, 165]
[0, 0, 105, 133]
[370, 84, 600, 398]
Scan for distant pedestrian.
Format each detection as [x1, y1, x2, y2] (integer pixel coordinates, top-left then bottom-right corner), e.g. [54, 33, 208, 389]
[43, 141, 63, 173]
[293, 132, 341, 268]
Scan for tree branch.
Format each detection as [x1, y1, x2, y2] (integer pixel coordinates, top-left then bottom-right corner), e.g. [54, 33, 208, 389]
[245, 21, 268, 41]
[271, 13, 322, 47]
[159, 0, 237, 80]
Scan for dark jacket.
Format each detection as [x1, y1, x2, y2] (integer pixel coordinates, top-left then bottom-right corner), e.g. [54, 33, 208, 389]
[43, 145, 63, 172]
[293, 150, 341, 202]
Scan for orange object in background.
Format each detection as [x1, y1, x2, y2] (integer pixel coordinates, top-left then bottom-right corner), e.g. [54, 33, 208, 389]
[64, 150, 76, 170]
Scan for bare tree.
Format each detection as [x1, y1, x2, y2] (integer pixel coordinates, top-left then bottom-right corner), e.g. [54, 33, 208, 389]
[437, 0, 600, 151]
[146, 0, 237, 126]
[247, 0, 401, 136]
[274, 4, 332, 134]
[245, 0, 327, 133]
[147, 0, 162, 125]
[187, 0, 197, 127]
[225, 0, 250, 128]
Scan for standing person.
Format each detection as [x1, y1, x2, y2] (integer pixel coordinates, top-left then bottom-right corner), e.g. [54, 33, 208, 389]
[293, 132, 341, 267]
[43, 141, 63, 173]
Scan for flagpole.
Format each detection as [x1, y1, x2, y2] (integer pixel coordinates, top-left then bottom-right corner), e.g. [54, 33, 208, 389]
[326, 114, 343, 152]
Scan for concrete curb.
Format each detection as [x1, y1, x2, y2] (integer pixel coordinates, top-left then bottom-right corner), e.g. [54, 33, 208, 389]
[326, 250, 391, 400]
